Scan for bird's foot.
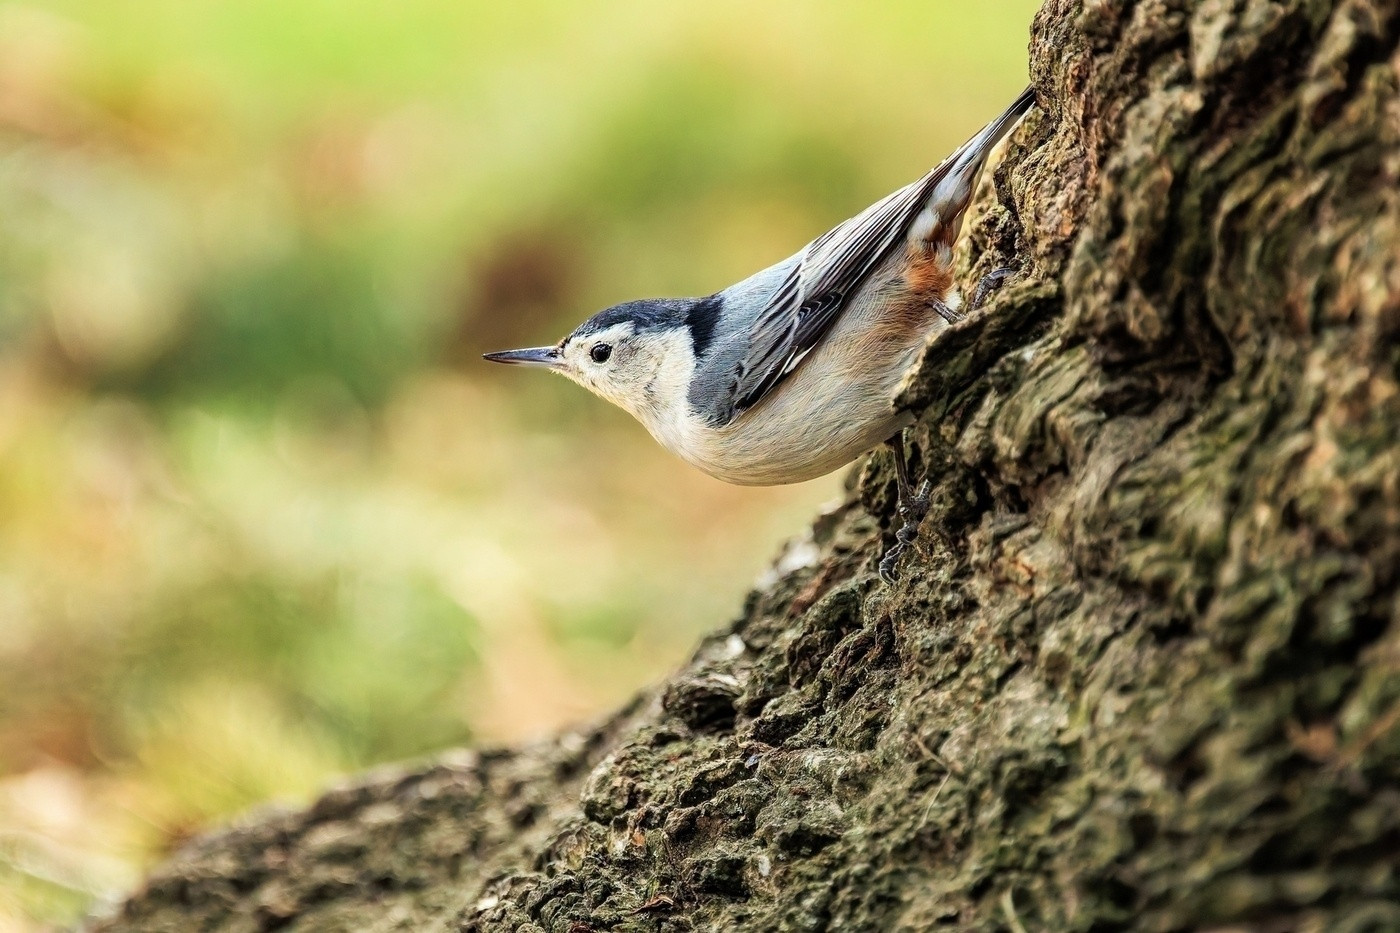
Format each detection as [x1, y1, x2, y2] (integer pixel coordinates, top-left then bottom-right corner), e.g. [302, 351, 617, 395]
[928, 297, 965, 325]
[970, 266, 1019, 310]
[879, 478, 932, 584]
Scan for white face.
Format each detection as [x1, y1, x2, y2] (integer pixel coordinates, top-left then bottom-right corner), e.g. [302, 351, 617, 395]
[556, 323, 694, 426]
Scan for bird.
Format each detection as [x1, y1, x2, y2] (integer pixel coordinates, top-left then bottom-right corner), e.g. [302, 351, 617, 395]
[485, 87, 1035, 581]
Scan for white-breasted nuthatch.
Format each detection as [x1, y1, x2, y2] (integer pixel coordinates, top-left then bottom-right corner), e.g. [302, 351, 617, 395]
[486, 87, 1035, 580]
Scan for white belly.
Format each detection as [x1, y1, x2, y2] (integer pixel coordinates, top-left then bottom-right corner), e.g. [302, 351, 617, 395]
[666, 296, 938, 486]
[686, 381, 915, 485]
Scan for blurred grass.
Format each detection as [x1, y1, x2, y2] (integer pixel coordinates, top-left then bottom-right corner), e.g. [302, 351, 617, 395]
[0, 0, 1036, 927]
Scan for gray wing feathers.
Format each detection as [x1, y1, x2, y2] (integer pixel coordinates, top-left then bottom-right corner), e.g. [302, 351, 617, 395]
[713, 86, 1035, 425]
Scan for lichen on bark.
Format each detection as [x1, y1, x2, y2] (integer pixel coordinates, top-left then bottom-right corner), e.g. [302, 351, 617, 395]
[94, 0, 1400, 930]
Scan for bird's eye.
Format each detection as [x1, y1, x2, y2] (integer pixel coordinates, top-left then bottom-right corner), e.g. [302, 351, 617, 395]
[590, 343, 612, 364]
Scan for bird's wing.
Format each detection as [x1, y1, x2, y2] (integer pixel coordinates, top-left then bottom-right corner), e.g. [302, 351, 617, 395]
[721, 179, 933, 420]
[717, 87, 1035, 425]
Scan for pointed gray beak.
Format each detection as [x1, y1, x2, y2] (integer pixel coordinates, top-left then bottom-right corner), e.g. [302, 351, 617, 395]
[482, 346, 562, 369]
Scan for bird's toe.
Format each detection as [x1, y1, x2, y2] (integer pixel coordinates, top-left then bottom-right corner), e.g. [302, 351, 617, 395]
[970, 266, 1019, 310]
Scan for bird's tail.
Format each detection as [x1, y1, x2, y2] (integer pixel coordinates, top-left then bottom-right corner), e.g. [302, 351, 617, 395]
[926, 85, 1035, 226]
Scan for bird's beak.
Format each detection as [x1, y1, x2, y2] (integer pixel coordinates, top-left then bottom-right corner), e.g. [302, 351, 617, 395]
[482, 346, 562, 369]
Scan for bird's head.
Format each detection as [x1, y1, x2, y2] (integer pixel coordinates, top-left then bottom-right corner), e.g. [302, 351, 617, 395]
[484, 297, 718, 427]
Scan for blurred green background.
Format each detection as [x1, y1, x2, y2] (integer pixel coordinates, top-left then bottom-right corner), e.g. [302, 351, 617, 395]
[0, 1, 1035, 927]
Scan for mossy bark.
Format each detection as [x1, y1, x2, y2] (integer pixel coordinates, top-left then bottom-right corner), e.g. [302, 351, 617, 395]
[94, 0, 1400, 930]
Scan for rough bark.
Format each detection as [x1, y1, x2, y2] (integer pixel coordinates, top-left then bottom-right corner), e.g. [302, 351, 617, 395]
[94, 0, 1400, 930]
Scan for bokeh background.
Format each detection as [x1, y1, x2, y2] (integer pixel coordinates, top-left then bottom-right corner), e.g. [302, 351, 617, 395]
[0, 1, 1035, 927]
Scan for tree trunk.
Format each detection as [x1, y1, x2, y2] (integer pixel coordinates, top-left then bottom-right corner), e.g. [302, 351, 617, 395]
[93, 0, 1400, 930]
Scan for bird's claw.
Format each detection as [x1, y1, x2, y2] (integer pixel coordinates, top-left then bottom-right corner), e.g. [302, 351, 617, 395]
[970, 266, 1018, 311]
[879, 479, 932, 584]
[929, 297, 964, 325]
[878, 526, 916, 584]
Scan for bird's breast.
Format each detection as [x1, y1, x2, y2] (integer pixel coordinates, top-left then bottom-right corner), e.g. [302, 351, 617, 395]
[641, 254, 955, 486]
[668, 337, 927, 485]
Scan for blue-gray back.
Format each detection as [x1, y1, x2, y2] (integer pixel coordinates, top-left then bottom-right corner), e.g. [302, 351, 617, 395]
[686, 254, 801, 426]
